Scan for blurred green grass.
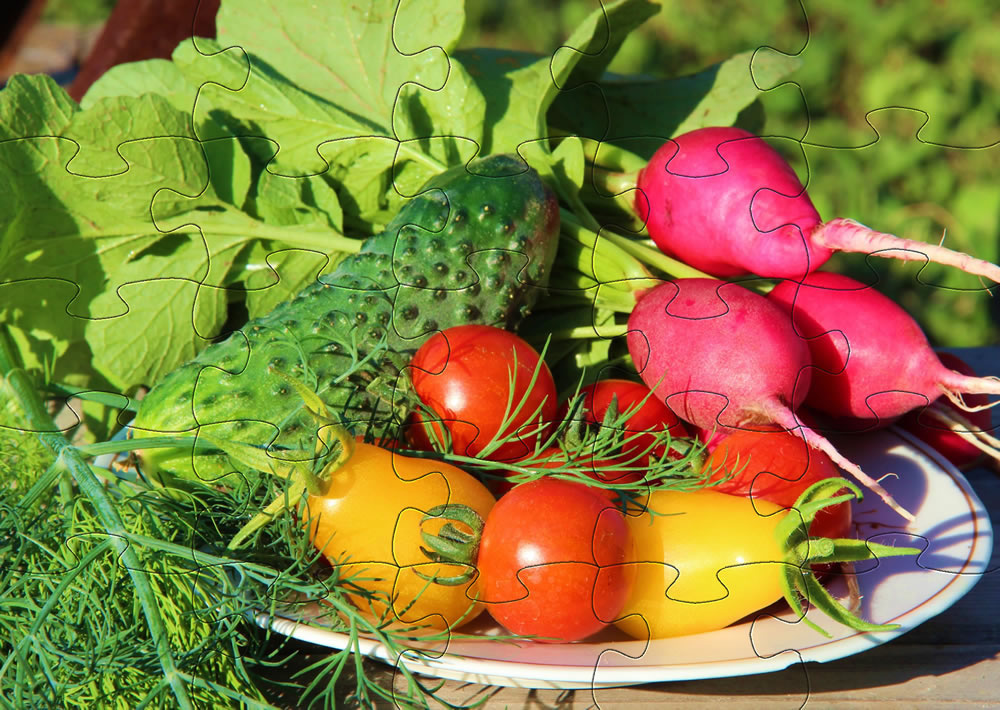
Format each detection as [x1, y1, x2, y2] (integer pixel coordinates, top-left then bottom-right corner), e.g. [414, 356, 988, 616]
[42, 0, 116, 23]
[464, 0, 1000, 348]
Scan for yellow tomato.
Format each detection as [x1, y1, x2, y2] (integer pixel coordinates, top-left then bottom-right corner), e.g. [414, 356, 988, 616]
[617, 489, 790, 639]
[305, 442, 495, 630]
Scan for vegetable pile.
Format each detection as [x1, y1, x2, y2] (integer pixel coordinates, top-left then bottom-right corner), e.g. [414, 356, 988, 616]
[2, 1, 998, 708]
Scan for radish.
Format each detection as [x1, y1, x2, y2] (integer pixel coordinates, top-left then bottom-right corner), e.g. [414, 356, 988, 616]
[626, 126, 1000, 283]
[627, 277, 912, 520]
[767, 272, 1000, 437]
[900, 353, 997, 469]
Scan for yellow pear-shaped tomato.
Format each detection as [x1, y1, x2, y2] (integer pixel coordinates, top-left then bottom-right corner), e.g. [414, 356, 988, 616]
[305, 442, 495, 630]
[617, 489, 790, 639]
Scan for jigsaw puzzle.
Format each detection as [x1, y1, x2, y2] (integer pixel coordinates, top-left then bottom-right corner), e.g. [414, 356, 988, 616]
[1, 0, 997, 708]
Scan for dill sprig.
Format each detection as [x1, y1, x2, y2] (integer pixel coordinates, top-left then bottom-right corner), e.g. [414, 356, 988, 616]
[0, 328, 487, 709]
[1, 317, 715, 709]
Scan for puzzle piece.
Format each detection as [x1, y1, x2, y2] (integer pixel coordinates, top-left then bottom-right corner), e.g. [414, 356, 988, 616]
[3, 0, 1000, 708]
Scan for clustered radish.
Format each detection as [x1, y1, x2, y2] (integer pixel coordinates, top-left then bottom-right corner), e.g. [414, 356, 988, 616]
[626, 277, 913, 520]
[900, 353, 996, 469]
[767, 272, 1000, 425]
[630, 126, 1000, 283]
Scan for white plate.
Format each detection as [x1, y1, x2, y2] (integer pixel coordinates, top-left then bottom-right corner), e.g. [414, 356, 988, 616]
[255, 428, 994, 689]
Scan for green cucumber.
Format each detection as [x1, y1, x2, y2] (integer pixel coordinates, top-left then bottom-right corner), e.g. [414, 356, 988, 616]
[132, 154, 560, 486]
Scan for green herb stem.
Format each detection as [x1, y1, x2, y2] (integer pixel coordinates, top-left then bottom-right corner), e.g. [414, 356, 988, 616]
[0, 327, 197, 710]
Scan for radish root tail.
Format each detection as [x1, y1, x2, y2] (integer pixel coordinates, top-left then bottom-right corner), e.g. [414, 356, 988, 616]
[770, 407, 916, 523]
[813, 218, 1000, 286]
[921, 403, 1000, 464]
[937, 375, 1000, 408]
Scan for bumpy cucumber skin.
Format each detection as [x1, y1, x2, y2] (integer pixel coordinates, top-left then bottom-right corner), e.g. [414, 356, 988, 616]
[132, 154, 560, 485]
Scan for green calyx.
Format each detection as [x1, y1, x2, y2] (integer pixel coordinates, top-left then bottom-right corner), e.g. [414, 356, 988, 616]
[774, 478, 921, 638]
[225, 368, 355, 550]
[415, 504, 485, 587]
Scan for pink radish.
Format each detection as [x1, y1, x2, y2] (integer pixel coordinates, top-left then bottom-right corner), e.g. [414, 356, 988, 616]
[767, 272, 1000, 428]
[627, 277, 912, 520]
[900, 353, 994, 470]
[630, 126, 1000, 282]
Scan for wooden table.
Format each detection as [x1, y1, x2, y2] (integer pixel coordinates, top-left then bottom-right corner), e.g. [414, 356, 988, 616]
[407, 346, 1000, 709]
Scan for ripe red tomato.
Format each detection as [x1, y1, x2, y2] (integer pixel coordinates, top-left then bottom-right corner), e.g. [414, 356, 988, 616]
[900, 352, 991, 469]
[476, 478, 633, 642]
[703, 427, 852, 541]
[407, 325, 557, 461]
[561, 379, 690, 463]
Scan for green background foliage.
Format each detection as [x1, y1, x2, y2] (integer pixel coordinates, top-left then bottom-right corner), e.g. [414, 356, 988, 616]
[462, 0, 1000, 347]
[38, 0, 1000, 346]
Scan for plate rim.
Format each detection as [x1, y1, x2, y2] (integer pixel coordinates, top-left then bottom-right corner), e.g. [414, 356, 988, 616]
[254, 427, 994, 688]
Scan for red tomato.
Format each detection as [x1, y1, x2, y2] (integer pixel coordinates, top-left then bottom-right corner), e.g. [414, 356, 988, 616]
[703, 427, 852, 541]
[901, 353, 991, 469]
[476, 478, 633, 642]
[408, 325, 557, 461]
[561, 379, 690, 463]
[695, 426, 726, 453]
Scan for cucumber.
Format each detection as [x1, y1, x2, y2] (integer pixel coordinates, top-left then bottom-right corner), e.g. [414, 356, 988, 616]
[132, 154, 560, 486]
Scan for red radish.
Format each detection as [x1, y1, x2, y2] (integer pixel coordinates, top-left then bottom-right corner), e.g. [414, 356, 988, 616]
[631, 126, 1000, 282]
[697, 407, 824, 452]
[767, 272, 1000, 427]
[627, 277, 912, 520]
[900, 353, 993, 469]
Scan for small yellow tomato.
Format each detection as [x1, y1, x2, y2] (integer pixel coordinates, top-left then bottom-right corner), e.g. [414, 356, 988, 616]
[306, 442, 495, 630]
[616, 489, 789, 639]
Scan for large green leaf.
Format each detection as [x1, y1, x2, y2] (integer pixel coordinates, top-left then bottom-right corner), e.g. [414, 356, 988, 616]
[549, 49, 802, 155]
[0, 77, 354, 390]
[454, 0, 659, 155]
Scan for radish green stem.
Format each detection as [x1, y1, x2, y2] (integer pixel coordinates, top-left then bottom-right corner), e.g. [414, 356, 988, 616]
[559, 211, 651, 282]
[538, 290, 635, 315]
[561, 209, 715, 281]
[600, 230, 713, 281]
[536, 324, 628, 341]
[591, 166, 639, 195]
[564, 134, 648, 173]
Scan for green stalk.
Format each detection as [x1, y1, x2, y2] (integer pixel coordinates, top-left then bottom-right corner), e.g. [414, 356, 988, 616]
[591, 165, 639, 195]
[40, 383, 137, 412]
[560, 208, 714, 282]
[76, 435, 213, 459]
[90, 221, 364, 255]
[552, 132, 648, 173]
[0, 328, 197, 710]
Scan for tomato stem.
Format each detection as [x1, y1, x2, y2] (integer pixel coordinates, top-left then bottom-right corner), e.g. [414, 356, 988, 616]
[415, 504, 485, 586]
[773, 479, 923, 636]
